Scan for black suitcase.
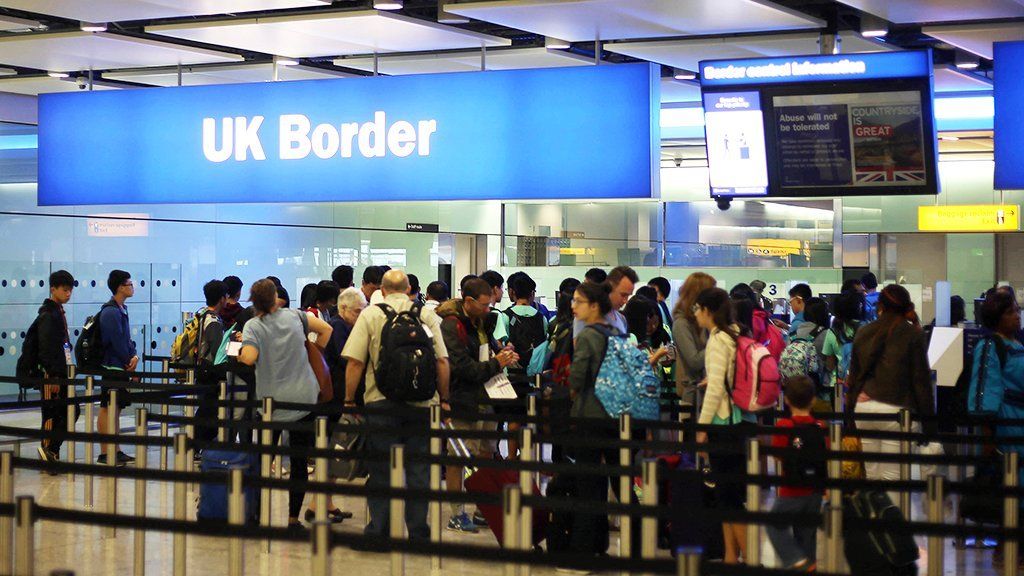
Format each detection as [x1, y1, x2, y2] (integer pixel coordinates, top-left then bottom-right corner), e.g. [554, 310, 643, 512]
[843, 490, 919, 576]
[544, 474, 609, 554]
[668, 461, 725, 561]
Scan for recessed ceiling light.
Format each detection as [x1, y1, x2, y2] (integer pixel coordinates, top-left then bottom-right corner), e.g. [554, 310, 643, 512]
[47, 72, 69, 78]
[860, 15, 888, 38]
[545, 36, 571, 50]
[275, 56, 299, 66]
[672, 68, 696, 81]
[955, 52, 980, 69]
[940, 135, 960, 141]
[80, 22, 107, 32]
[0, 68, 15, 77]
[374, 0, 403, 9]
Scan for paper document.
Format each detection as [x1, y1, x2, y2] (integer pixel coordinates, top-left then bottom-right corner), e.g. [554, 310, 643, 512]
[484, 372, 517, 400]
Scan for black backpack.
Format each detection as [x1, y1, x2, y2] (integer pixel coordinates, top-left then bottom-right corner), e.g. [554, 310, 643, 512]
[15, 314, 44, 380]
[374, 303, 438, 402]
[503, 308, 546, 371]
[75, 302, 115, 370]
[782, 421, 828, 483]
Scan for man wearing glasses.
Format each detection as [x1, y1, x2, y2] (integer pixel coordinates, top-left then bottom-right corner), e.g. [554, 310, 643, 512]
[97, 269, 139, 466]
[786, 283, 813, 339]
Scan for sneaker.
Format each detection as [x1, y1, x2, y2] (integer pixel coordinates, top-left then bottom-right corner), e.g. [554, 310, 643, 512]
[37, 447, 58, 476]
[96, 453, 125, 467]
[305, 508, 353, 524]
[472, 509, 489, 527]
[446, 513, 478, 533]
[116, 451, 135, 465]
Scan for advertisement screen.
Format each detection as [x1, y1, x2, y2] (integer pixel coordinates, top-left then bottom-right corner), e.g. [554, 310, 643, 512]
[703, 91, 769, 196]
[773, 91, 927, 190]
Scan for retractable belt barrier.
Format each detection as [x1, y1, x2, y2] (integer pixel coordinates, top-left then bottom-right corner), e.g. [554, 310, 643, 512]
[3, 369, 1024, 576]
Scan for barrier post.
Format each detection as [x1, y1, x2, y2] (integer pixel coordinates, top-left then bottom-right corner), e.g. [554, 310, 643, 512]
[824, 423, 843, 573]
[527, 393, 538, 433]
[66, 365, 76, 467]
[519, 427, 535, 576]
[217, 381, 228, 442]
[310, 521, 330, 576]
[897, 409, 912, 517]
[173, 433, 188, 576]
[428, 404, 443, 576]
[503, 485, 522, 576]
[619, 413, 633, 562]
[160, 359, 170, 471]
[84, 375, 94, 508]
[260, 398, 274, 553]
[0, 452, 13, 574]
[13, 496, 33, 576]
[133, 409, 148, 576]
[390, 444, 406, 576]
[744, 438, 761, 567]
[640, 459, 658, 563]
[185, 370, 197, 493]
[926, 474, 945, 576]
[1004, 451, 1019, 576]
[228, 468, 244, 576]
[314, 416, 328, 523]
[676, 548, 701, 576]
[105, 388, 118, 537]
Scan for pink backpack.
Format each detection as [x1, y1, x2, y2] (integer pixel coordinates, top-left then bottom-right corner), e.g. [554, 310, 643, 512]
[752, 309, 785, 361]
[731, 335, 782, 412]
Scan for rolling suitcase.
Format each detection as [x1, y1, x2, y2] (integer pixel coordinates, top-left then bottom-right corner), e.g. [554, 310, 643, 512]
[843, 490, 919, 576]
[668, 454, 725, 561]
[446, 424, 547, 547]
[197, 450, 260, 524]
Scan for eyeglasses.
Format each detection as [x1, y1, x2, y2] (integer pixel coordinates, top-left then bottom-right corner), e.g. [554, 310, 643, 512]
[571, 298, 590, 306]
[691, 303, 701, 314]
[122, 281, 134, 287]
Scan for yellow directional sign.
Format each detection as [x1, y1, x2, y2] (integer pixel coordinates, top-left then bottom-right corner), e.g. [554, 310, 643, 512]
[918, 205, 1020, 232]
[746, 239, 802, 257]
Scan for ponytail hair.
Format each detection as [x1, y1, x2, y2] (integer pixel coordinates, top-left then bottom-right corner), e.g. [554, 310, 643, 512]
[695, 287, 738, 340]
[576, 281, 613, 316]
[878, 284, 920, 330]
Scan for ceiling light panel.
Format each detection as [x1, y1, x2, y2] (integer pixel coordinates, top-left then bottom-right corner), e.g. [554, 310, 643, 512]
[0, 0, 331, 22]
[105, 63, 355, 86]
[0, 75, 121, 95]
[932, 66, 993, 92]
[445, 0, 822, 42]
[607, 32, 893, 72]
[148, 10, 509, 59]
[0, 31, 241, 72]
[336, 47, 592, 75]
[0, 15, 42, 31]
[835, 0, 1024, 24]
[923, 22, 1024, 60]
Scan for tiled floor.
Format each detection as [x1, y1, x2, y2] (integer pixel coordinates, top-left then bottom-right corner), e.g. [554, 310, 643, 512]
[0, 408, 1012, 575]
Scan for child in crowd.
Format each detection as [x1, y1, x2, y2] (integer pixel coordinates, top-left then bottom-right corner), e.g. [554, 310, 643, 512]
[767, 375, 827, 571]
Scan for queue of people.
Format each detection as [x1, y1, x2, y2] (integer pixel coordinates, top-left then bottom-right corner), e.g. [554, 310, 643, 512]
[15, 264, 1024, 571]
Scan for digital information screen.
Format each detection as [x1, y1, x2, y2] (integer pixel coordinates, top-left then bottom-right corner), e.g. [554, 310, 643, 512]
[700, 51, 937, 199]
[703, 91, 770, 196]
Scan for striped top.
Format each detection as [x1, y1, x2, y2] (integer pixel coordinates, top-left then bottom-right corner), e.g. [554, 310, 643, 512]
[698, 326, 738, 425]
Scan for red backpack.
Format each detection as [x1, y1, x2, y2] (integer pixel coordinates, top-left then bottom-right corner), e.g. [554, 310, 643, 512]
[731, 335, 782, 412]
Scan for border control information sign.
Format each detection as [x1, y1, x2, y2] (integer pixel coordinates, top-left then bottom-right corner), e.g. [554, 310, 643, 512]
[38, 64, 660, 205]
[699, 51, 938, 199]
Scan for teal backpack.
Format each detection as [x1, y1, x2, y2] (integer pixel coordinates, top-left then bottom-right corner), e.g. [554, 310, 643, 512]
[212, 323, 239, 366]
[590, 325, 660, 421]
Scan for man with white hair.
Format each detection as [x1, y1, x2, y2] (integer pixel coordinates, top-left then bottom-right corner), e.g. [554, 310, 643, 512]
[342, 269, 450, 540]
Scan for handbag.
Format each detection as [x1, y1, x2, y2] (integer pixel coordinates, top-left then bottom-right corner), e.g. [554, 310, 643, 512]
[299, 310, 333, 403]
[841, 436, 865, 480]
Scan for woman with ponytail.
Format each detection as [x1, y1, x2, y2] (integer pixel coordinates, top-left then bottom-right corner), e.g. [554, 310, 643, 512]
[844, 284, 935, 488]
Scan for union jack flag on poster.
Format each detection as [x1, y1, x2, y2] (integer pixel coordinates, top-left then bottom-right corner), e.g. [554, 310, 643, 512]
[854, 165, 926, 183]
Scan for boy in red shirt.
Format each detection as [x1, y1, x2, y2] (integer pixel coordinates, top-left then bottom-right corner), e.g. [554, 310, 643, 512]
[768, 375, 827, 571]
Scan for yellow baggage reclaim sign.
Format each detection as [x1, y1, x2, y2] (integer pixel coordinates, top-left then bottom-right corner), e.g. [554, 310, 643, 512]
[746, 239, 802, 257]
[918, 205, 1020, 232]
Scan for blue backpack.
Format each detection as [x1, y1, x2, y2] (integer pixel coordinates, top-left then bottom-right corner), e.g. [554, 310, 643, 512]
[833, 324, 858, 386]
[968, 335, 1008, 415]
[590, 325, 660, 421]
